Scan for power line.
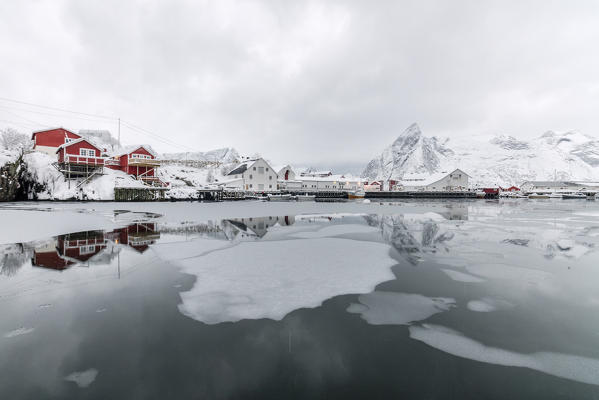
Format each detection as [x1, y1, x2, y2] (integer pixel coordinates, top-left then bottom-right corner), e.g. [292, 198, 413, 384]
[0, 96, 199, 153]
[0, 96, 117, 120]
[0, 103, 117, 124]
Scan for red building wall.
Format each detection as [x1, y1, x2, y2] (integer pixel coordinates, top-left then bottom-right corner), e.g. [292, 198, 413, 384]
[57, 140, 103, 164]
[33, 128, 81, 148]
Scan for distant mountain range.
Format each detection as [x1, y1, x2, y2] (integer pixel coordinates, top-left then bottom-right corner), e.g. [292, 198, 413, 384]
[361, 123, 599, 186]
[161, 148, 240, 164]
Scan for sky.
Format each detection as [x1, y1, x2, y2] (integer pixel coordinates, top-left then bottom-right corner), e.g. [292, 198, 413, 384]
[1, 0, 599, 171]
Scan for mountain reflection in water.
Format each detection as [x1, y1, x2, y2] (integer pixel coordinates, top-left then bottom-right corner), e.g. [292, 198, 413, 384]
[1, 209, 464, 277]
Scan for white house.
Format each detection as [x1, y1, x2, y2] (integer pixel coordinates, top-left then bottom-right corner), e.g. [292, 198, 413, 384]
[224, 158, 278, 192]
[399, 169, 470, 191]
[298, 174, 364, 192]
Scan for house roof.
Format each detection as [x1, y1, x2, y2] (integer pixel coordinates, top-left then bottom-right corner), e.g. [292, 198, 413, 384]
[226, 159, 259, 176]
[55, 138, 102, 153]
[31, 127, 79, 140]
[400, 169, 469, 187]
[111, 144, 158, 158]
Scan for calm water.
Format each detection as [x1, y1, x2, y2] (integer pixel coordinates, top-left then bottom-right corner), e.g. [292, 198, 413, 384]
[1, 199, 599, 399]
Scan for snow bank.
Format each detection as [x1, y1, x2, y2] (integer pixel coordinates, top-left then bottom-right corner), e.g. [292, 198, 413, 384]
[22, 152, 147, 200]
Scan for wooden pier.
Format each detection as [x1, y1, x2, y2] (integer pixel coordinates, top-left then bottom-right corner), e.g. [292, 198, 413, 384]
[114, 187, 167, 201]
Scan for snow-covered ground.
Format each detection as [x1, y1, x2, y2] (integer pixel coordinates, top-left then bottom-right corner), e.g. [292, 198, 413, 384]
[23, 152, 147, 200]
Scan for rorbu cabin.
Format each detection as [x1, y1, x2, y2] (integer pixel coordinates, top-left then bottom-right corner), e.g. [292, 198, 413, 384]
[106, 145, 164, 186]
[55, 138, 106, 179]
[32, 127, 82, 158]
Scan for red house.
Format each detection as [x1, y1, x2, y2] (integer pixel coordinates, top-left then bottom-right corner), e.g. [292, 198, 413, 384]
[32, 127, 82, 157]
[56, 138, 105, 166]
[106, 145, 164, 186]
[503, 186, 520, 192]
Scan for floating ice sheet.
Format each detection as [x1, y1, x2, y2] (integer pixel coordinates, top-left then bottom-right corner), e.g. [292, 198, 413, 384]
[64, 369, 99, 388]
[409, 324, 599, 386]
[174, 238, 397, 324]
[3, 327, 34, 338]
[347, 292, 455, 325]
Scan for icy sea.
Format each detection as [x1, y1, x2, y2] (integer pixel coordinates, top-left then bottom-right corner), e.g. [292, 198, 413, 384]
[1, 199, 599, 399]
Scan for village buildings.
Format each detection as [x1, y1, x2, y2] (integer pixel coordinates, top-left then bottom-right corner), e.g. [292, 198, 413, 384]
[222, 158, 278, 192]
[398, 169, 470, 191]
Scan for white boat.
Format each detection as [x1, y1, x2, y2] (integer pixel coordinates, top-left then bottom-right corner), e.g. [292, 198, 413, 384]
[549, 193, 563, 199]
[267, 193, 293, 202]
[348, 189, 366, 199]
[296, 194, 316, 201]
[528, 193, 549, 199]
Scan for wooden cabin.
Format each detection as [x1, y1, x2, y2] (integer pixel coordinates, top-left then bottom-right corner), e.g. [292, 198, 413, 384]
[56, 138, 105, 166]
[32, 128, 82, 158]
[106, 145, 164, 186]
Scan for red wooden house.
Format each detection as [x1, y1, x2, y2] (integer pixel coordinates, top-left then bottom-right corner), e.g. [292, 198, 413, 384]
[32, 128, 82, 157]
[106, 145, 165, 186]
[56, 138, 105, 166]
[55, 138, 106, 180]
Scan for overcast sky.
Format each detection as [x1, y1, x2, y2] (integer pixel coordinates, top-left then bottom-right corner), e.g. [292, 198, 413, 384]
[1, 0, 599, 169]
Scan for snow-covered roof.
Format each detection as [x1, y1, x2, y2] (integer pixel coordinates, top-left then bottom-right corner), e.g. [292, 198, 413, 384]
[110, 144, 158, 158]
[226, 158, 261, 176]
[55, 138, 103, 153]
[299, 174, 364, 182]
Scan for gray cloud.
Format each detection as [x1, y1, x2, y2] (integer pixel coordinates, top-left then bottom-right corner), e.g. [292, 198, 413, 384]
[1, 0, 599, 167]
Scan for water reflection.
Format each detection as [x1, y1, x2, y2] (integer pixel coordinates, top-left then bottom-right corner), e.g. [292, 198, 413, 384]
[2, 201, 599, 398]
[29, 224, 160, 272]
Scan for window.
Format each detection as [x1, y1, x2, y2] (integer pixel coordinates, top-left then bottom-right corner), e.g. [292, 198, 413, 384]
[269, 185, 272, 188]
[266, 168, 269, 172]
[79, 245, 96, 255]
[249, 184, 253, 188]
[249, 174, 253, 179]
[253, 167, 256, 171]
[258, 167, 264, 174]
[80, 148, 95, 157]
[65, 138, 75, 144]
[269, 175, 272, 180]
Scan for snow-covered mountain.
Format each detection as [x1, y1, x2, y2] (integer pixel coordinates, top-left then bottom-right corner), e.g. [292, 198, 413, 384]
[362, 123, 599, 186]
[162, 147, 240, 164]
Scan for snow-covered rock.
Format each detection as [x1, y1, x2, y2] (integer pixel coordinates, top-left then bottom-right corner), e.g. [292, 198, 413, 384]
[362, 123, 599, 186]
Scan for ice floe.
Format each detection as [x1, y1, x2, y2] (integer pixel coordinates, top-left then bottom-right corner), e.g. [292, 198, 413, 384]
[174, 238, 397, 324]
[347, 292, 455, 325]
[64, 369, 99, 388]
[4, 327, 34, 338]
[409, 324, 599, 385]
[466, 297, 513, 312]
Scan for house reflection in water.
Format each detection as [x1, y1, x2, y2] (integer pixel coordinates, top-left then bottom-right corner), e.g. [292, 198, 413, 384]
[109, 223, 160, 253]
[225, 216, 295, 238]
[31, 223, 160, 271]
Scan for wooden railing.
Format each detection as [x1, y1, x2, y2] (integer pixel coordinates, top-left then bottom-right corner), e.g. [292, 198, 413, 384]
[64, 155, 106, 165]
[128, 157, 161, 166]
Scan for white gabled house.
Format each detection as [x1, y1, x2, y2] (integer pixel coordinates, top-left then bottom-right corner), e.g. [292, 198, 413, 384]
[276, 165, 303, 191]
[399, 169, 470, 191]
[224, 158, 278, 192]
